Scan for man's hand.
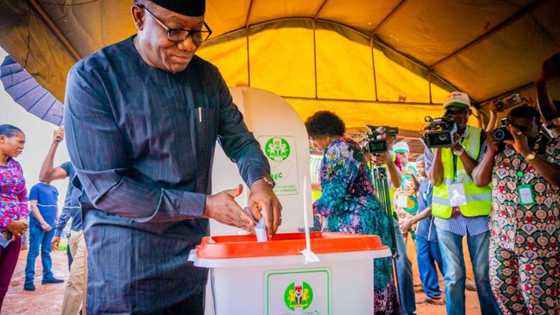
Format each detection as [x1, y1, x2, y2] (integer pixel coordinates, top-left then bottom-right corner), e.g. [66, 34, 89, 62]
[370, 151, 391, 166]
[248, 179, 282, 236]
[204, 185, 256, 233]
[399, 218, 414, 235]
[41, 222, 52, 232]
[6, 219, 28, 238]
[504, 125, 531, 157]
[52, 236, 61, 251]
[486, 133, 500, 157]
[489, 100, 501, 114]
[53, 128, 64, 143]
[452, 142, 465, 156]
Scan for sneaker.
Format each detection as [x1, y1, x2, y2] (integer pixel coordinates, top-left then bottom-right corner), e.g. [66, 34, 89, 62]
[23, 283, 35, 291]
[42, 277, 64, 284]
[425, 296, 445, 305]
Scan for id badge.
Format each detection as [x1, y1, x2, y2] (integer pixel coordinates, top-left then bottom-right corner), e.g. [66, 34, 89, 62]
[448, 183, 468, 207]
[518, 184, 535, 206]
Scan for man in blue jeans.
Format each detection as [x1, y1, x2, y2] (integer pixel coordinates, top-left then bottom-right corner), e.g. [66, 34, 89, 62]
[400, 156, 444, 304]
[24, 181, 64, 291]
[428, 92, 501, 315]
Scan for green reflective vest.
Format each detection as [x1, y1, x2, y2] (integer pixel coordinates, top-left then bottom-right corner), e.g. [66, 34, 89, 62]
[431, 126, 492, 219]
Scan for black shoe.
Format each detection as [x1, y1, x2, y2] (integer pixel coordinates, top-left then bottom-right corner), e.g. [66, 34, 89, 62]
[424, 296, 445, 305]
[23, 283, 36, 291]
[42, 277, 64, 284]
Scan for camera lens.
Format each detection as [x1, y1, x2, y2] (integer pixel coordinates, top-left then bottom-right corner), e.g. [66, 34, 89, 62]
[493, 129, 505, 141]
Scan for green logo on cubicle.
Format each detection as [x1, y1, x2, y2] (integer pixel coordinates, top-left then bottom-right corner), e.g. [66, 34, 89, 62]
[284, 281, 313, 310]
[264, 137, 291, 161]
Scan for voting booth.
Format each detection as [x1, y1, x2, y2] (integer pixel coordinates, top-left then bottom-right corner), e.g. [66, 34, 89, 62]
[203, 88, 392, 314]
[210, 87, 313, 234]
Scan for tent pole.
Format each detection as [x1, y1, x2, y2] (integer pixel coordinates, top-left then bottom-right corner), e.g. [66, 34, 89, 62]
[371, 0, 407, 34]
[244, 0, 254, 28]
[283, 95, 441, 106]
[29, 0, 81, 61]
[244, 0, 254, 87]
[312, 21, 318, 99]
[313, 0, 329, 19]
[370, 38, 379, 102]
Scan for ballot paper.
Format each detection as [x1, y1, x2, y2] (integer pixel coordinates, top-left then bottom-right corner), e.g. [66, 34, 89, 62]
[255, 217, 268, 242]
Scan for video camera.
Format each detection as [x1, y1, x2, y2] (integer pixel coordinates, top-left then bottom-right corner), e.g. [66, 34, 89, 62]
[422, 116, 457, 148]
[492, 93, 523, 112]
[364, 125, 399, 154]
[492, 118, 513, 142]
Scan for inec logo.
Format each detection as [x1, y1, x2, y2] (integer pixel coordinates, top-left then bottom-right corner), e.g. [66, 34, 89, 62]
[264, 137, 291, 161]
[284, 281, 313, 311]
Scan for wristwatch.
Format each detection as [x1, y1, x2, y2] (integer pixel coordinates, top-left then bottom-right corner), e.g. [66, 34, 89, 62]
[258, 175, 276, 188]
[453, 145, 465, 156]
[524, 152, 536, 161]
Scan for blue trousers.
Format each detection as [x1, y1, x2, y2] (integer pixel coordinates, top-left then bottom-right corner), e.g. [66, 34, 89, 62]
[394, 219, 416, 315]
[436, 228, 502, 315]
[415, 235, 444, 299]
[24, 224, 55, 284]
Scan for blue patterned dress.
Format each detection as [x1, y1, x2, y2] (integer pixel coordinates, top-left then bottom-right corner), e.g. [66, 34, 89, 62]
[313, 138, 399, 314]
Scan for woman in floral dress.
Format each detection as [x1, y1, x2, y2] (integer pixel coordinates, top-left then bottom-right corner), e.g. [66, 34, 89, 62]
[305, 111, 399, 314]
[0, 124, 28, 310]
[473, 105, 560, 314]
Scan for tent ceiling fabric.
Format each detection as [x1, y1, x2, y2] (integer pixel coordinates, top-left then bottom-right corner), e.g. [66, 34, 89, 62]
[376, 0, 532, 66]
[0, 0, 558, 109]
[0, 1, 75, 102]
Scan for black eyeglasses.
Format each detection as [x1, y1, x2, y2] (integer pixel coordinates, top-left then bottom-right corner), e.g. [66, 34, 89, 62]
[445, 107, 467, 115]
[139, 5, 212, 45]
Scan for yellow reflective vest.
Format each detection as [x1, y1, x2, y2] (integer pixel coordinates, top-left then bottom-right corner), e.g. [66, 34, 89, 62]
[431, 126, 492, 219]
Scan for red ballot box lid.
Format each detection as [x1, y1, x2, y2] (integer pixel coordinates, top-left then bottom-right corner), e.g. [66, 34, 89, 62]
[195, 232, 386, 259]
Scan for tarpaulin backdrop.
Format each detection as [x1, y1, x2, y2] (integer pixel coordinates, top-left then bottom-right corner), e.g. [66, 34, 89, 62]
[0, 0, 558, 131]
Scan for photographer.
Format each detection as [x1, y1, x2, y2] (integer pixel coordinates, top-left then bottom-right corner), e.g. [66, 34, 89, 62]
[430, 92, 501, 315]
[369, 139, 416, 315]
[369, 138, 402, 190]
[472, 105, 560, 314]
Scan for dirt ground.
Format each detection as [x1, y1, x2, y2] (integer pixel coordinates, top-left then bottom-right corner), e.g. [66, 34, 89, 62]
[3, 249, 482, 314]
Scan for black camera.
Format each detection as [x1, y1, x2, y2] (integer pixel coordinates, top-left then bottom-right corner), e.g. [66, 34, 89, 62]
[422, 116, 457, 148]
[492, 118, 513, 142]
[493, 93, 523, 112]
[364, 125, 399, 154]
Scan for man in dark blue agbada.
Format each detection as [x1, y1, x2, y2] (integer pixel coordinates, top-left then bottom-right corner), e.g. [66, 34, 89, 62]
[64, 0, 282, 313]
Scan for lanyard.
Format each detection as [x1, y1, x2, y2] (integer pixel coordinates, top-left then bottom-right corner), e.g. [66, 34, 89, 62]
[452, 154, 457, 181]
[452, 130, 467, 182]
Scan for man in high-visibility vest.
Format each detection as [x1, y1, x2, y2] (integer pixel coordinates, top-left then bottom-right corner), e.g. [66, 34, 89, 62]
[428, 92, 501, 315]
